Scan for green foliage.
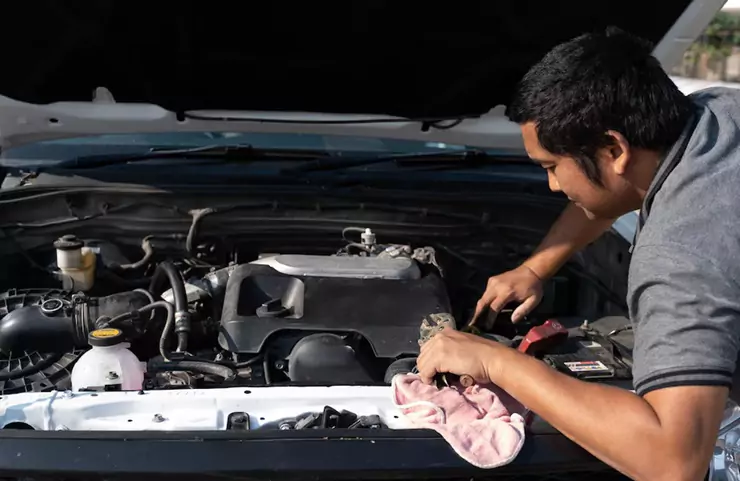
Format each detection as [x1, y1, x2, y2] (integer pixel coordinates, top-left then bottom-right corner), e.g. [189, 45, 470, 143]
[690, 11, 740, 58]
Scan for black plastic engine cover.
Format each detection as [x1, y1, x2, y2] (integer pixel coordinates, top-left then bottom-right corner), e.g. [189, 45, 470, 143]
[218, 263, 451, 358]
[288, 333, 376, 384]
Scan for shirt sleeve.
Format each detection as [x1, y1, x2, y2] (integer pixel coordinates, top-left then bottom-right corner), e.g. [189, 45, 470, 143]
[628, 242, 740, 396]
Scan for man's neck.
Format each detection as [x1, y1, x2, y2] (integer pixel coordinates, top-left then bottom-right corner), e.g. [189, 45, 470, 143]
[629, 149, 663, 202]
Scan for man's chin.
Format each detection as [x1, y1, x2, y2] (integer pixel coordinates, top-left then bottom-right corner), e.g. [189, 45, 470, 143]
[574, 203, 604, 221]
[572, 196, 637, 221]
[578, 204, 629, 222]
[583, 209, 597, 220]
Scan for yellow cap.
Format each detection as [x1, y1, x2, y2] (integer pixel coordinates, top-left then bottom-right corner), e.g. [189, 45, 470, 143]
[88, 328, 123, 346]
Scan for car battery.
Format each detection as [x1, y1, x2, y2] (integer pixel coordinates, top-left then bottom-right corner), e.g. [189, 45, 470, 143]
[542, 331, 632, 381]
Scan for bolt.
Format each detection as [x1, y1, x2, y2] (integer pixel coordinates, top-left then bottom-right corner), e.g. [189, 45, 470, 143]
[106, 371, 119, 381]
[152, 414, 165, 423]
[279, 422, 292, 430]
[274, 360, 286, 370]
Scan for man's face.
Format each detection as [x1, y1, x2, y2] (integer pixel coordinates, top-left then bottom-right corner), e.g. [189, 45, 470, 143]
[520, 122, 638, 219]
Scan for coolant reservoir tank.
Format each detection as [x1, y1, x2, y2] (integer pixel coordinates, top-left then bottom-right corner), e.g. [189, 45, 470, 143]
[54, 234, 96, 291]
[71, 328, 145, 391]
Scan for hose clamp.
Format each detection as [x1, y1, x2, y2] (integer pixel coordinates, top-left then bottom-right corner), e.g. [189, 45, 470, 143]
[174, 311, 191, 333]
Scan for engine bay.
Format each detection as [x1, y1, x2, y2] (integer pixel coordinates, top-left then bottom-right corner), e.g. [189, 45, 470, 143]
[0, 224, 634, 397]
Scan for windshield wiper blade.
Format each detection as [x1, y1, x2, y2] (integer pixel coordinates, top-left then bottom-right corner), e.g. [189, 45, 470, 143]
[281, 149, 493, 174]
[39, 144, 333, 171]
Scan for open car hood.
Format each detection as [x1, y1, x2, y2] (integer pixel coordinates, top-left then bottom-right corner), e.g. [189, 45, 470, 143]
[0, 0, 725, 152]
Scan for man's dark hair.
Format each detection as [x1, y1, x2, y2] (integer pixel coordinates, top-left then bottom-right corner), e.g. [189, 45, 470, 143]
[506, 27, 694, 185]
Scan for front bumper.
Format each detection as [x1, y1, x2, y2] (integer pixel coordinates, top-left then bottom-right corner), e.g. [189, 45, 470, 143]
[0, 385, 631, 479]
[0, 428, 628, 480]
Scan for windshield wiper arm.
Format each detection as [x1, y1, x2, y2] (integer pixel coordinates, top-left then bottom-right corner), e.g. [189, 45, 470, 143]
[281, 149, 494, 174]
[38, 144, 333, 171]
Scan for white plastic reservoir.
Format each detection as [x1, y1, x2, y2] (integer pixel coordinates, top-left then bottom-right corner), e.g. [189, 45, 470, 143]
[71, 328, 146, 391]
[53, 234, 96, 291]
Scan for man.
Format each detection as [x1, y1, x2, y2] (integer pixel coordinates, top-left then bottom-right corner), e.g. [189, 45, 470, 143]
[416, 27, 740, 481]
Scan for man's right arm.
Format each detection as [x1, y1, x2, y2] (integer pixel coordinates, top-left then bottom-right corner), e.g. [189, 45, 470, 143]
[476, 202, 615, 321]
[523, 202, 616, 280]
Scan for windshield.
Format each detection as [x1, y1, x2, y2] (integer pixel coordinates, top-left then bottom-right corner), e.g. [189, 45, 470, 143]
[0, 132, 475, 167]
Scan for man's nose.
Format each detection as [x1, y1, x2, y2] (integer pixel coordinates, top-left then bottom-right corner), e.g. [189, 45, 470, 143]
[547, 172, 561, 192]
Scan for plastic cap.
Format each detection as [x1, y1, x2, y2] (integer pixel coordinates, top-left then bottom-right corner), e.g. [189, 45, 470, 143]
[88, 328, 124, 347]
[360, 228, 376, 245]
[53, 234, 83, 251]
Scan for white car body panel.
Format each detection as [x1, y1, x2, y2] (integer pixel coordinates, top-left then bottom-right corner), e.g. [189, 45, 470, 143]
[0, 385, 409, 431]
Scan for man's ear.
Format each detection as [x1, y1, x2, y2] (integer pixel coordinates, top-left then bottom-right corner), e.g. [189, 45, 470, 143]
[604, 130, 631, 176]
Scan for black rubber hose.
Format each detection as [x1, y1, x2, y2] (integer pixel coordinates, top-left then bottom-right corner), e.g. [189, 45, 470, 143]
[173, 324, 188, 353]
[113, 234, 185, 272]
[148, 359, 237, 382]
[235, 355, 263, 368]
[186, 208, 218, 257]
[148, 301, 176, 361]
[98, 289, 156, 330]
[105, 301, 175, 361]
[148, 261, 190, 352]
[115, 236, 156, 271]
[148, 262, 187, 313]
[262, 351, 272, 385]
[176, 332, 188, 353]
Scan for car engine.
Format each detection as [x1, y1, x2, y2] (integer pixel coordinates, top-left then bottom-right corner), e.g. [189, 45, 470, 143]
[0, 227, 453, 393]
[0, 221, 635, 397]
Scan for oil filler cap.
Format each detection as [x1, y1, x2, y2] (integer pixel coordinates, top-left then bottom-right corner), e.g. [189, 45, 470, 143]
[88, 328, 124, 347]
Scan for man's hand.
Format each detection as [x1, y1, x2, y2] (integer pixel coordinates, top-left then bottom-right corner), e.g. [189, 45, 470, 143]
[473, 203, 615, 323]
[417, 328, 728, 481]
[417, 328, 502, 385]
[475, 264, 544, 322]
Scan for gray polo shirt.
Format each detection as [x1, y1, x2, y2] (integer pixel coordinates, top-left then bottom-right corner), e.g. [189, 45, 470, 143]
[628, 86, 740, 396]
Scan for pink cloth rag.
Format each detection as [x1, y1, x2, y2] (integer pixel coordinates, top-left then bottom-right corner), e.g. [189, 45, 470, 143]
[391, 373, 527, 469]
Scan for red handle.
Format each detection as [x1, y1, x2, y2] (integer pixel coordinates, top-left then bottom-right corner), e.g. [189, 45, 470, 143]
[517, 319, 569, 355]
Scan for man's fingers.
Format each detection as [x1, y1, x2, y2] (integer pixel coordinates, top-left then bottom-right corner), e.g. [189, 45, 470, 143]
[418, 367, 435, 385]
[417, 337, 443, 384]
[473, 302, 485, 321]
[416, 353, 436, 384]
[488, 292, 512, 314]
[511, 295, 539, 323]
[475, 293, 494, 319]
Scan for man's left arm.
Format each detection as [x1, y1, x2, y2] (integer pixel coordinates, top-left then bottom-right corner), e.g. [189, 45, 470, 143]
[418, 242, 739, 481]
[488, 344, 728, 481]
